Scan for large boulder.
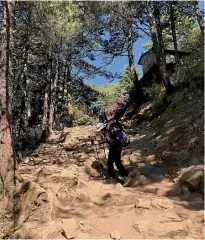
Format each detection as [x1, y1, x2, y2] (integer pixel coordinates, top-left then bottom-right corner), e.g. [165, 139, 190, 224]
[130, 152, 142, 165]
[42, 218, 78, 239]
[14, 182, 49, 226]
[85, 159, 102, 178]
[74, 152, 88, 162]
[123, 168, 141, 187]
[122, 149, 132, 156]
[121, 155, 130, 165]
[179, 165, 204, 198]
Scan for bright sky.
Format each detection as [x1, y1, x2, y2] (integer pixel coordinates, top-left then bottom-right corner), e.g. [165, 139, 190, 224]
[85, 36, 150, 86]
[85, 1, 204, 87]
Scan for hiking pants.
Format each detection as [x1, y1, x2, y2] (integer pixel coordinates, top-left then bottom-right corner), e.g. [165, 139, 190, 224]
[93, 111, 99, 121]
[107, 141, 128, 178]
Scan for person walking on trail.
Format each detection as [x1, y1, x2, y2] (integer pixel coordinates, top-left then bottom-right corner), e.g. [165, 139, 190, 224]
[95, 121, 129, 183]
[116, 95, 124, 104]
[97, 109, 108, 124]
[91, 102, 99, 120]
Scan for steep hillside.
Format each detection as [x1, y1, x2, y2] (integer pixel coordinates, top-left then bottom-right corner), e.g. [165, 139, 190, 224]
[127, 87, 203, 180]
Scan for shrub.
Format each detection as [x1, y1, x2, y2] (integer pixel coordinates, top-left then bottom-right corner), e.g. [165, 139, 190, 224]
[170, 30, 204, 93]
[72, 105, 82, 117]
[75, 114, 94, 125]
[152, 83, 168, 115]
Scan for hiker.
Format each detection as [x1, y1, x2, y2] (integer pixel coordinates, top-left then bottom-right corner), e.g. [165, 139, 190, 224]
[97, 109, 108, 124]
[116, 95, 124, 104]
[90, 102, 99, 120]
[96, 121, 130, 182]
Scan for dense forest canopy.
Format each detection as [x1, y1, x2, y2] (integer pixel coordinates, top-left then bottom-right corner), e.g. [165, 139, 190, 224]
[0, 0, 204, 215]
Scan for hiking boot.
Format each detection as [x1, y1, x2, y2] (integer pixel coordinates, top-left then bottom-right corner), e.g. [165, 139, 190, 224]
[120, 176, 133, 187]
[103, 177, 117, 184]
[118, 176, 128, 181]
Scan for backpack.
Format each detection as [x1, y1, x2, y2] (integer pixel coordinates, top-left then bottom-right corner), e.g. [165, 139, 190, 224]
[106, 119, 130, 147]
[91, 103, 99, 112]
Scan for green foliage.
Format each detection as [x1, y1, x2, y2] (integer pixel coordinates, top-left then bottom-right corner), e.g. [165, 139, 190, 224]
[14, 126, 42, 156]
[170, 30, 204, 93]
[72, 105, 82, 117]
[71, 105, 94, 125]
[142, 42, 152, 50]
[152, 27, 203, 116]
[44, 2, 94, 42]
[152, 83, 167, 114]
[87, 82, 119, 109]
[178, 28, 202, 51]
[161, 2, 197, 49]
[87, 65, 138, 109]
[97, 83, 120, 107]
[172, 88, 190, 103]
[3, 0, 204, 155]
[95, 1, 146, 59]
[117, 65, 139, 96]
[75, 115, 94, 125]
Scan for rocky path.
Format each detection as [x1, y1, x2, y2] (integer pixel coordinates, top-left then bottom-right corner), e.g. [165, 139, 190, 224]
[11, 123, 204, 239]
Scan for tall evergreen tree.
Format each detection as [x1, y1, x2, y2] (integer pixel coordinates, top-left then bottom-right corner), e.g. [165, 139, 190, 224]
[146, 1, 173, 94]
[0, 0, 19, 211]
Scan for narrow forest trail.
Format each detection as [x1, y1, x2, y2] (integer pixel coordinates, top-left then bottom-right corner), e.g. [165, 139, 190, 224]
[11, 122, 204, 239]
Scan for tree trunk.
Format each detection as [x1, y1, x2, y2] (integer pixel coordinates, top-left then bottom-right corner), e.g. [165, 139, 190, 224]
[153, 1, 173, 94]
[41, 80, 50, 140]
[0, 0, 17, 211]
[127, 20, 144, 105]
[147, 1, 173, 95]
[18, 6, 32, 139]
[146, 1, 160, 60]
[59, 65, 67, 129]
[66, 66, 74, 126]
[169, 2, 179, 65]
[48, 57, 58, 136]
[18, 47, 29, 136]
[127, 21, 134, 69]
[42, 53, 54, 140]
[62, 65, 66, 100]
[194, 1, 204, 34]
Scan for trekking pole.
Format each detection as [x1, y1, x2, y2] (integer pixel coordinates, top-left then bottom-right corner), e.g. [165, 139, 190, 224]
[91, 136, 100, 161]
[92, 137, 105, 179]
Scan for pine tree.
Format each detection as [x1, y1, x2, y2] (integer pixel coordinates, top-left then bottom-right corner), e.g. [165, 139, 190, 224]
[0, 0, 18, 211]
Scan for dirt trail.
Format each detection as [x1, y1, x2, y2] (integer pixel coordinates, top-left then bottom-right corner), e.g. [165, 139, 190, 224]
[11, 123, 204, 239]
